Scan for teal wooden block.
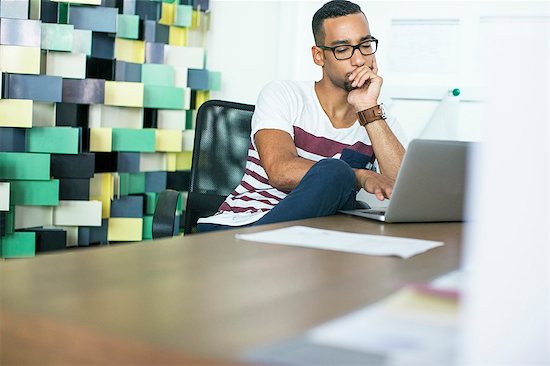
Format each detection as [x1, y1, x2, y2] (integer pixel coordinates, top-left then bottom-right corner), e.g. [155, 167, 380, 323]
[0, 152, 51, 181]
[142, 215, 153, 240]
[174, 5, 192, 27]
[41, 23, 74, 52]
[143, 85, 184, 110]
[112, 129, 156, 152]
[141, 64, 175, 86]
[117, 14, 140, 40]
[144, 192, 157, 215]
[9, 180, 59, 206]
[0, 232, 36, 258]
[119, 173, 130, 196]
[129, 173, 146, 194]
[26, 127, 79, 154]
[209, 71, 221, 91]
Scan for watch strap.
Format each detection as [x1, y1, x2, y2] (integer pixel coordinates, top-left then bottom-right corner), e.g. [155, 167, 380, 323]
[357, 104, 385, 126]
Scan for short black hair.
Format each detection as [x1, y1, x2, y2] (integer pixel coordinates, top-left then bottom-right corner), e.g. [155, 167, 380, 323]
[312, 0, 364, 45]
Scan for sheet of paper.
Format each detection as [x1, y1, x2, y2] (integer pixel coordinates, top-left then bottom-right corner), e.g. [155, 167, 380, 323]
[235, 226, 443, 259]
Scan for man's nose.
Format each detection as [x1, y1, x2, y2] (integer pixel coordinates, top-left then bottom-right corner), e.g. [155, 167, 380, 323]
[350, 48, 365, 66]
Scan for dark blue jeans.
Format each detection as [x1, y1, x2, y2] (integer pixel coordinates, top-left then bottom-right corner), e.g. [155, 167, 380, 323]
[197, 158, 358, 232]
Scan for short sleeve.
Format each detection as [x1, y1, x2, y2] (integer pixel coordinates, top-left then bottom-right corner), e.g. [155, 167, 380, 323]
[250, 81, 297, 151]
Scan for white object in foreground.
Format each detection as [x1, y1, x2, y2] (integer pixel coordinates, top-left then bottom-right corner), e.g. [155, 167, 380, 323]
[236, 226, 443, 259]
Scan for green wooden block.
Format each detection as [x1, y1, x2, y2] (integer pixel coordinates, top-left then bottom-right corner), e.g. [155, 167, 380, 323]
[143, 85, 184, 110]
[174, 5, 192, 27]
[5, 209, 14, 235]
[185, 110, 193, 130]
[162, 0, 176, 3]
[145, 192, 157, 215]
[0, 232, 36, 258]
[112, 129, 156, 152]
[27, 127, 79, 154]
[128, 173, 146, 194]
[9, 180, 59, 206]
[0, 153, 51, 181]
[177, 192, 183, 213]
[209, 71, 221, 91]
[73, 29, 92, 56]
[117, 14, 140, 40]
[141, 64, 175, 86]
[119, 173, 129, 196]
[58, 2, 69, 24]
[41, 23, 74, 51]
[142, 215, 153, 240]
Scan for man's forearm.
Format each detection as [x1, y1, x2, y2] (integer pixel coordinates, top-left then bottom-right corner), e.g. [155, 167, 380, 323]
[265, 155, 315, 191]
[366, 120, 405, 179]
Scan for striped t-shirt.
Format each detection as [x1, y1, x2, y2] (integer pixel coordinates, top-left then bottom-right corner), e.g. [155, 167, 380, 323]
[197, 80, 407, 226]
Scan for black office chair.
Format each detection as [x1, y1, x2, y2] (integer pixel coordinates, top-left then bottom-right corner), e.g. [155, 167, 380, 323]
[183, 100, 255, 234]
[152, 189, 180, 239]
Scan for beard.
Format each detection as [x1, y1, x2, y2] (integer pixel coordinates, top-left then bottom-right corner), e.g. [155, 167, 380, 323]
[344, 81, 355, 92]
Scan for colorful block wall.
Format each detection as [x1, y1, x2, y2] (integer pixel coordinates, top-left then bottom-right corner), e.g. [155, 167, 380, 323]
[0, 0, 217, 258]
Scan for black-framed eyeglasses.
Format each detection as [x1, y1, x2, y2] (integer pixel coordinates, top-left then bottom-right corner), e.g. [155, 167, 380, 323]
[317, 38, 378, 60]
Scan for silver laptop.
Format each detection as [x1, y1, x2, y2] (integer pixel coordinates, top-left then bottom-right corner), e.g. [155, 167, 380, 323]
[340, 139, 471, 223]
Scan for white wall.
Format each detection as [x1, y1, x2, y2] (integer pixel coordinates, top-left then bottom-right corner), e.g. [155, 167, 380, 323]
[206, 1, 546, 142]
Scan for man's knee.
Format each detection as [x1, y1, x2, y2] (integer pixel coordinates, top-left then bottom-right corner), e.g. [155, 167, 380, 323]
[310, 158, 356, 190]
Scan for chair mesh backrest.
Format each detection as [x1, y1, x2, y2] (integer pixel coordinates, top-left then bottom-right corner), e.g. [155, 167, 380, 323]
[190, 100, 254, 194]
[184, 100, 254, 233]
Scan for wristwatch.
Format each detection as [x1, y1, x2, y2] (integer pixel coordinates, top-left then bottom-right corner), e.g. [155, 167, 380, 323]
[357, 104, 386, 126]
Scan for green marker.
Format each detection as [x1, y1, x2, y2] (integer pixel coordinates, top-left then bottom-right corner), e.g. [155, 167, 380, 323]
[452, 88, 461, 96]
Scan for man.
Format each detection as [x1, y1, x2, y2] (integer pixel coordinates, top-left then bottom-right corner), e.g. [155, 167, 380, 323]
[198, 0, 407, 231]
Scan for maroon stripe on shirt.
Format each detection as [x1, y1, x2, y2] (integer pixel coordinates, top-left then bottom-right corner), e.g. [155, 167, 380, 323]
[244, 168, 269, 184]
[240, 181, 283, 202]
[247, 155, 261, 166]
[219, 202, 264, 213]
[293, 126, 374, 157]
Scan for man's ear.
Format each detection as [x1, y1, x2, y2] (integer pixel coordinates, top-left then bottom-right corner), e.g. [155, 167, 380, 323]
[312, 46, 324, 67]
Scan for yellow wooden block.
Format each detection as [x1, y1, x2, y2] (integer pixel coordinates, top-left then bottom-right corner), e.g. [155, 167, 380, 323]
[156, 129, 183, 152]
[0, 99, 33, 128]
[159, 2, 175, 26]
[192, 10, 200, 29]
[169, 26, 187, 46]
[107, 218, 143, 241]
[104, 81, 144, 108]
[90, 173, 114, 218]
[166, 152, 177, 172]
[114, 38, 145, 64]
[195, 90, 210, 110]
[0, 45, 41, 75]
[175, 151, 193, 170]
[90, 127, 113, 152]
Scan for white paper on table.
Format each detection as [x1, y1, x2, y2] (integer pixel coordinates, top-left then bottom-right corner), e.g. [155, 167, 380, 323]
[235, 226, 443, 259]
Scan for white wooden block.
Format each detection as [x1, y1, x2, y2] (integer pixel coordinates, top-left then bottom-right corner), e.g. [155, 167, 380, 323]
[72, 29, 92, 56]
[89, 104, 143, 129]
[46, 52, 86, 79]
[182, 129, 195, 151]
[183, 86, 191, 110]
[53, 200, 102, 227]
[139, 153, 167, 172]
[0, 0, 29, 19]
[14, 205, 53, 229]
[0, 182, 10, 211]
[164, 45, 204, 69]
[158, 109, 186, 130]
[173, 66, 188, 88]
[32, 102, 56, 127]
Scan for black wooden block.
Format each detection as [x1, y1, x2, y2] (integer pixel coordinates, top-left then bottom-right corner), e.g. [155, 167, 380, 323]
[143, 108, 158, 128]
[145, 171, 167, 193]
[86, 57, 115, 80]
[167, 170, 191, 191]
[51, 153, 95, 178]
[0, 127, 26, 152]
[22, 228, 67, 252]
[91, 33, 115, 60]
[110, 195, 143, 218]
[78, 227, 90, 246]
[94, 152, 118, 173]
[59, 178, 90, 200]
[118, 152, 140, 173]
[62, 79, 105, 105]
[40, 0, 58, 23]
[55, 103, 89, 127]
[135, 1, 161, 20]
[89, 219, 108, 244]
[115, 61, 142, 82]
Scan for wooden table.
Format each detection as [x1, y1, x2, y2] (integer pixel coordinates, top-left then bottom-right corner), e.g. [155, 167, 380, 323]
[0, 215, 464, 364]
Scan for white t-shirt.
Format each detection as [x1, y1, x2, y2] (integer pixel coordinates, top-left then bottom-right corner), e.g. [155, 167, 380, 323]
[198, 80, 407, 226]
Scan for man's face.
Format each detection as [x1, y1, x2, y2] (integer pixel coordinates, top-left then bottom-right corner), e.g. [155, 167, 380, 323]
[318, 13, 374, 92]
